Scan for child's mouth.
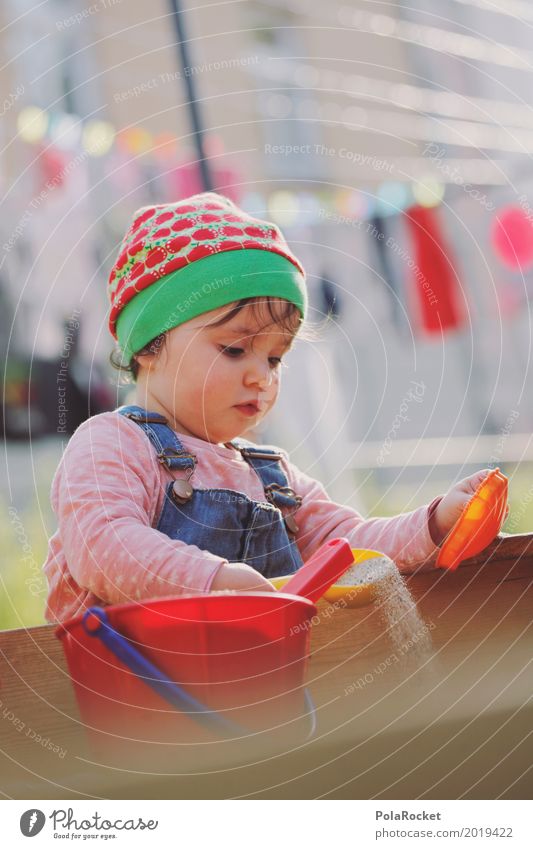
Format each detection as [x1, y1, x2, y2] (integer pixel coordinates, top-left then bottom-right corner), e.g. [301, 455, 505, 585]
[234, 403, 260, 417]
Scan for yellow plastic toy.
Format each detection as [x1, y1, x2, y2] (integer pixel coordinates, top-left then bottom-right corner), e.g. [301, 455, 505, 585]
[270, 548, 395, 608]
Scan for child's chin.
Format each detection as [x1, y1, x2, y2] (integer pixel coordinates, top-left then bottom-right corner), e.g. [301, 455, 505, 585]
[205, 414, 264, 444]
[203, 427, 237, 444]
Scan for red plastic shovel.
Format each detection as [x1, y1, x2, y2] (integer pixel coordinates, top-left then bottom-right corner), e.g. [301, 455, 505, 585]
[281, 537, 354, 602]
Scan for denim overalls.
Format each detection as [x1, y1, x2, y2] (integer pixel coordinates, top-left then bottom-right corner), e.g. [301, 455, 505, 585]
[117, 405, 304, 579]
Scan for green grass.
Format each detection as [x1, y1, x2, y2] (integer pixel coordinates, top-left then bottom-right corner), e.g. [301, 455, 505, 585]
[1, 496, 49, 629]
[359, 463, 533, 533]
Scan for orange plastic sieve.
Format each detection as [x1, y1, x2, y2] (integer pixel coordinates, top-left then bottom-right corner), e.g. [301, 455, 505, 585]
[436, 468, 508, 571]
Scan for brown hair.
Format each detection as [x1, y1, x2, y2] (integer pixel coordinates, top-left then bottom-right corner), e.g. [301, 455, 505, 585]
[109, 296, 307, 383]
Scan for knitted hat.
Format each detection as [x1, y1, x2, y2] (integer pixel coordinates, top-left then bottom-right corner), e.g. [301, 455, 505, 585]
[108, 192, 307, 362]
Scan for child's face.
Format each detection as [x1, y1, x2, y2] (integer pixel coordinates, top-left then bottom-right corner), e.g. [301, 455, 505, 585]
[135, 300, 298, 443]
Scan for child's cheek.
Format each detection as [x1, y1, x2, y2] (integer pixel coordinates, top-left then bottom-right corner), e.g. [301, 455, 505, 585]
[263, 373, 280, 406]
[199, 369, 229, 409]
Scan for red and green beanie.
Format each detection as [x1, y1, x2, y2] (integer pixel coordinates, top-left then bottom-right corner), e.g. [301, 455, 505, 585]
[108, 192, 307, 362]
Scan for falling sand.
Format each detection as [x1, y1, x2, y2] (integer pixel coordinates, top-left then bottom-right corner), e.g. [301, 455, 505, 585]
[339, 557, 436, 669]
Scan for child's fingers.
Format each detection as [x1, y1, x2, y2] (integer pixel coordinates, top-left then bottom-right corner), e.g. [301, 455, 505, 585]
[210, 562, 276, 592]
[462, 468, 491, 493]
[472, 468, 492, 484]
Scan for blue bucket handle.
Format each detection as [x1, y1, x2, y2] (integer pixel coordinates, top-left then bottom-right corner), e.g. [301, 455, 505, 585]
[82, 607, 316, 740]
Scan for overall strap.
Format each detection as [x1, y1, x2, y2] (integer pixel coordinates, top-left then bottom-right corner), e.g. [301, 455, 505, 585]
[229, 438, 302, 511]
[117, 405, 196, 472]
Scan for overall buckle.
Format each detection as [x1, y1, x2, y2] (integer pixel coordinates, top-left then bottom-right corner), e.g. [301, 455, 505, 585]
[157, 447, 197, 467]
[239, 447, 284, 461]
[124, 411, 169, 424]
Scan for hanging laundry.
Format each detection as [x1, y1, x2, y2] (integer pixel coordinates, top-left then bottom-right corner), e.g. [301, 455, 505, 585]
[36, 143, 68, 192]
[491, 205, 533, 270]
[404, 205, 466, 334]
[317, 270, 342, 320]
[368, 214, 406, 330]
[170, 155, 242, 203]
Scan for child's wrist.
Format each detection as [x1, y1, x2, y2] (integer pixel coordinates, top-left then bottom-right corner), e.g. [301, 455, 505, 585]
[427, 496, 446, 546]
[205, 560, 228, 592]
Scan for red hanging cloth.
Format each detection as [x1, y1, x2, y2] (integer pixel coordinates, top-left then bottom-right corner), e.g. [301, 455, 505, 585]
[404, 205, 466, 334]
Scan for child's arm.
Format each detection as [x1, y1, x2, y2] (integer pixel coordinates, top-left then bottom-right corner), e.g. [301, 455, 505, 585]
[50, 413, 271, 606]
[281, 455, 442, 573]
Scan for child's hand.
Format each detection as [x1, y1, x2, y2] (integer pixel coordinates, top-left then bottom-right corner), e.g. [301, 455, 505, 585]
[210, 562, 276, 593]
[430, 468, 508, 546]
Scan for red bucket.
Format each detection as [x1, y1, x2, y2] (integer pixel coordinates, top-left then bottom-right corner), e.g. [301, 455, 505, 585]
[57, 591, 317, 758]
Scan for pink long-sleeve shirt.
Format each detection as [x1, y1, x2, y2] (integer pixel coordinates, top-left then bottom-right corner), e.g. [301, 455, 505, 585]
[43, 410, 441, 622]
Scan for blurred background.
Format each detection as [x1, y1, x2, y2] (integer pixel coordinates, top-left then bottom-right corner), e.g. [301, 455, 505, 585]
[2, 0, 533, 627]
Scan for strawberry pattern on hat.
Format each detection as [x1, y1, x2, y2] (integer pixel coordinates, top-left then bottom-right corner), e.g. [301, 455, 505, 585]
[108, 192, 305, 339]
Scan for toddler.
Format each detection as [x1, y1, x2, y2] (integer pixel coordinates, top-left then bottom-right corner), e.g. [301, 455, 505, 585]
[44, 192, 495, 622]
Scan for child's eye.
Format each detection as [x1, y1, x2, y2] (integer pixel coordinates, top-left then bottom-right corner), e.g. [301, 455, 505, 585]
[220, 346, 245, 357]
[219, 346, 283, 367]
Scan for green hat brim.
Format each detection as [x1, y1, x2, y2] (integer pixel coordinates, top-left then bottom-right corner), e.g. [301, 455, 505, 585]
[116, 249, 307, 363]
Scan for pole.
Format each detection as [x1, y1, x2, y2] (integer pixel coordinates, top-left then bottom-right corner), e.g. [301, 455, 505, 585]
[168, 0, 214, 192]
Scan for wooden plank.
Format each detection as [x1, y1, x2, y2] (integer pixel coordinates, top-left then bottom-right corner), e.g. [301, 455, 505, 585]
[0, 626, 81, 751]
[459, 532, 533, 566]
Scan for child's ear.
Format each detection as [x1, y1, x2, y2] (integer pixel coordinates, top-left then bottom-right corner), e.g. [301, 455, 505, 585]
[134, 333, 167, 372]
[133, 353, 153, 372]
[136, 350, 166, 374]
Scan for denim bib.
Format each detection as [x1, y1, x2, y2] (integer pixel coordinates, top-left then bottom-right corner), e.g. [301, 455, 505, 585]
[117, 405, 304, 579]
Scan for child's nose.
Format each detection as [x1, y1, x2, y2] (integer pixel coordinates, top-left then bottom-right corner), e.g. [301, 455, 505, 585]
[244, 356, 272, 388]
